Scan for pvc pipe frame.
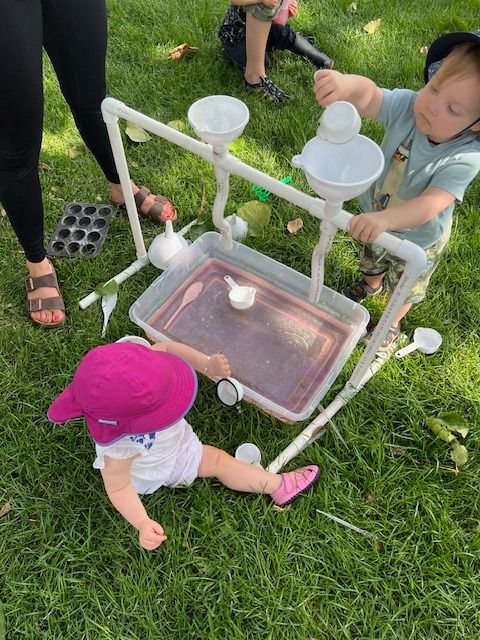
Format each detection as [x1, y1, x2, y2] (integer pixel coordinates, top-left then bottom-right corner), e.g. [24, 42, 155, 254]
[96, 98, 428, 470]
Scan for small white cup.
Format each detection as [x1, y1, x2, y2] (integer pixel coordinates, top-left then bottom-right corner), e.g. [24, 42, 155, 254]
[216, 377, 244, 407]
[235, 443, 262, 468]
[116, 335, 151, 347]
[316, 100, 361, 144]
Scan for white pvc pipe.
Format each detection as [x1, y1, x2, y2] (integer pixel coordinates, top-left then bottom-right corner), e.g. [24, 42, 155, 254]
[100, 98, 427, 268]
[266, 349, 393, 473]
[102, 119, 147, 260]
[79, 256, 149, 309]
[309, 200, 342, 302]
[212, 161, 233, 250]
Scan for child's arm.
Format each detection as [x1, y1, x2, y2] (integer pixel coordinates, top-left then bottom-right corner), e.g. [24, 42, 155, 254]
[150, 342, 231, 378]
[101, 455, 167, 551]
[314, 69, 383, 119]
[288, 0, 298, 17]
[348, 187, 456, 244]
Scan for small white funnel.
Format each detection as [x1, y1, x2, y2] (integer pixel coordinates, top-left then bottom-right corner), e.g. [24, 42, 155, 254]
[148, 220, 189, 269]
[188, 95, 250, 146]
[225, 213, 248, 240]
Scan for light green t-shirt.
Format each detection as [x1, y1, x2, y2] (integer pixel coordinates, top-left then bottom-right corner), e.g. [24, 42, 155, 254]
[357, 88, 480, 248]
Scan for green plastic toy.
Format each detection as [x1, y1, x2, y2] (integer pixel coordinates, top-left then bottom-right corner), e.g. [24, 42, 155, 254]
[252, 176, 292, 202]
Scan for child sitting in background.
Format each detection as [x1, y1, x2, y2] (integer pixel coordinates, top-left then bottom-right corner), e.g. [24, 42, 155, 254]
[219, 0, 333, 103]
[48, 341, 320, 550]
[314, 30, 480, 350]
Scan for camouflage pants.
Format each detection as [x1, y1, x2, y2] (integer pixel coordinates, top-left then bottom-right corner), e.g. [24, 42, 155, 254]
[359, 226, 451, 304]
[246, 1, 282, 21]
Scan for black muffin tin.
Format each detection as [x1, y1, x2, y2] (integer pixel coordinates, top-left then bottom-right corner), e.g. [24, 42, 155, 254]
[46, 202, 116, 258]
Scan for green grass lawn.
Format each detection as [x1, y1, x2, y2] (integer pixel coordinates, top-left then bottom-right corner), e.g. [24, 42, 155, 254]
[1, 1, 479, 638]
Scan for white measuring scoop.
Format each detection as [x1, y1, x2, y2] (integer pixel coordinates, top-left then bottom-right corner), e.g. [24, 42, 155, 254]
[395, 327, 442, 359]
[224, 275, 256, 310]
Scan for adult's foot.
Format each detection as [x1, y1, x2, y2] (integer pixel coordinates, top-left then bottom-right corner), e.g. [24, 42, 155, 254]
[26, 258, 65, 326]
[110, 181, 176, 222]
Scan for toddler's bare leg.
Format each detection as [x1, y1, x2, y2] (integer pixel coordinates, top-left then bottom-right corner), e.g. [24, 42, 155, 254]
[364, 273, 385, 289]
[244, 13, 272, 84]
[198, 445, 282, 494]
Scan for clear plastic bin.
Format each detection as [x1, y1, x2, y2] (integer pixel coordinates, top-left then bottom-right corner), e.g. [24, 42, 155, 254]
[130, 233, 369, 422]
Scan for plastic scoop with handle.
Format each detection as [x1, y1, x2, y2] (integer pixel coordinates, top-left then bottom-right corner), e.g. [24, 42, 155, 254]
[224, 275, 256, 310]
[395, 327, 442, 359]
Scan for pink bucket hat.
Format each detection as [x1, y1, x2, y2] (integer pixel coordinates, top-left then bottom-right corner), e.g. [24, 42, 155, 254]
[47, 343, 198, 445]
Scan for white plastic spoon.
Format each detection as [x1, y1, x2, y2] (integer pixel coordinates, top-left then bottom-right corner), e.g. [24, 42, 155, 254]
[164, 281, 203, 330]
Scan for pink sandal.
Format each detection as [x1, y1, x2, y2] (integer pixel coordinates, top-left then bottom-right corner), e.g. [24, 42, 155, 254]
[270, 465, 320, 507]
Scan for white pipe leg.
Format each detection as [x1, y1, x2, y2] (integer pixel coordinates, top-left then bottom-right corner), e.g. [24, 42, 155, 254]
[266, 348, 394, 472]
[104, 120, 147, 260]
[79, 256, 149, 309]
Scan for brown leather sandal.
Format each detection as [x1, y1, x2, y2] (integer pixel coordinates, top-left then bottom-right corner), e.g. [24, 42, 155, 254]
[25, 262, 65, 327]
[134, 186, 177, 222]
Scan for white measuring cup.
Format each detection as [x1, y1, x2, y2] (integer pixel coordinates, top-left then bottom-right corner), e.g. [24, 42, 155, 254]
[235, 443, 262, 468]
[395, 327, 442, 359]
[224, 275, 256, 310]
[216, 377, 244, 407]
[116, 335, 151, 347]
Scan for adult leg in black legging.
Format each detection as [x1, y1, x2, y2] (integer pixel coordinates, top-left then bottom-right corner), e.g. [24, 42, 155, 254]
[0, 0, 120, 324]
[0, 0, 167, 325]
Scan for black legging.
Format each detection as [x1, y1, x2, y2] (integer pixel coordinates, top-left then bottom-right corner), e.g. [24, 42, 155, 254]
[0, 0, 120, 263]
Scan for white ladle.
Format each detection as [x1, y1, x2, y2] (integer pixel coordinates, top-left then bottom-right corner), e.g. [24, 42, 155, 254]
[224, 275, 256, 310]
[395, 327, 442, 359]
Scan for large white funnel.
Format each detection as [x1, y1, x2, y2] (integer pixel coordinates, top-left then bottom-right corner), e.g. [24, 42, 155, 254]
[292, 134, 384, 202]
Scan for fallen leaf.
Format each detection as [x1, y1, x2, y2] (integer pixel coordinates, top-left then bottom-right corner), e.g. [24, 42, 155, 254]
[272, 504, 291, 512]
[346, 2, 357, 14]
[38, 162, 52, 171]
[168, 43, 199, 60]
[0, 503, 11, 518]
[95, 279, 119, 298]
[287, 218, 303, 234]
[0, 209, 6, 219]
[420, 45, 429, 55]
[68, 145, 83, 159]
[167, 120, 188, 132]
[363, 19, 381, 35]
[125, 122, 151, 143]
[451, 441, 468, 467]
[236, 201, 271, 237]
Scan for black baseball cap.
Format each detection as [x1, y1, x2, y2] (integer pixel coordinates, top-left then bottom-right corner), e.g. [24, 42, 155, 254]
[424, 30, 480, 83]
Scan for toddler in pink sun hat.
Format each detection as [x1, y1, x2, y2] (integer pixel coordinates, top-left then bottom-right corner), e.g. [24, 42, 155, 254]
[48, 341, 320, 551]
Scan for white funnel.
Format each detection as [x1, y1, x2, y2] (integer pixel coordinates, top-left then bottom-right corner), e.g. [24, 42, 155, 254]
[188, 95, 249, 146]
[292, 101, 384, 202]
[148, 220, 189, 269]
[292, 134, 384, 202]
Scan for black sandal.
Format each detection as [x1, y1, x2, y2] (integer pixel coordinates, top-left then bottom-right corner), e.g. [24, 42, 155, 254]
[363, 324, 401, 352]
[342, 277, 383, 303]
[244, 76, 291, 104]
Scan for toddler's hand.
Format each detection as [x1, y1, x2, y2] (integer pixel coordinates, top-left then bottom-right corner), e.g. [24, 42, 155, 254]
[206, 353, 231, 378]
[349, 212, 389, 244]
[138, 518, 167, 551]
[314, 69, 348, 106]
[262, 0, 278, 8]
[288, 0, 299, 17]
